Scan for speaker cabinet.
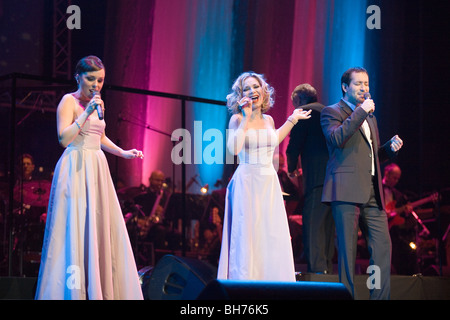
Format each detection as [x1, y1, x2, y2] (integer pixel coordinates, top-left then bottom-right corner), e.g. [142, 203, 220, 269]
[197, 279, 352, 300]
[144, 254, 217, 300]
[0, 277, 37, 300]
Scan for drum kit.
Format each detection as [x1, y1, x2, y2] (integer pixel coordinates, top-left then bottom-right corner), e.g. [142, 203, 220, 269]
[14, 180, 51, 208]
[0, 179, 51, 276]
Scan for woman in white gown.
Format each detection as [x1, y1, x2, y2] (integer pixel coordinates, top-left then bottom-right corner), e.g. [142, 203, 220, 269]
[35, 56, 144, 300]
[217, 72, 311, 281]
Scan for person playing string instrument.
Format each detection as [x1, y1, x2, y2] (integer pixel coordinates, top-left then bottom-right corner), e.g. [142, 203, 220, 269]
[382, 163, 417, 275]
[383, 163, 413, 227]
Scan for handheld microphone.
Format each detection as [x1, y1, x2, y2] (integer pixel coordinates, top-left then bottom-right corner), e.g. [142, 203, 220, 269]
[364, 92, 373, 117]
[238, 101, 248, 110]
[238, 96, 252, 110]
[93, 91, 103, 120]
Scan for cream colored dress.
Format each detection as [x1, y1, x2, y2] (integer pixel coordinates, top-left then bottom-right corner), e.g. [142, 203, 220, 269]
[35, 108, 143, 300]
[217, 128, 296, 281]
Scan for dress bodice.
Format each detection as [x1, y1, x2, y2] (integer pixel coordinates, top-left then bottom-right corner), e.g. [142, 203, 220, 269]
[238, 128, 278, 167]
[68, 115, 105, 150]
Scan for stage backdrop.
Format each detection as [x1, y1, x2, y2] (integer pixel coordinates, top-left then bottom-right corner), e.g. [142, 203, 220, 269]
[101, 0, 371, 192]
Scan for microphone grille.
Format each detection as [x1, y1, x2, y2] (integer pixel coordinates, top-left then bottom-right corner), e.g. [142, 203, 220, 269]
[364, 92, 371, 99]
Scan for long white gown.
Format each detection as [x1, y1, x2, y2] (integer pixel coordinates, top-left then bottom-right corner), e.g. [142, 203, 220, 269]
[217, 127, 296, 281]
[35, 107, 143, 300]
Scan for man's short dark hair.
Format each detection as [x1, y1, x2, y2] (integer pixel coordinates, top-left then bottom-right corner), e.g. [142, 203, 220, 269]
[291, 83, 318, 107]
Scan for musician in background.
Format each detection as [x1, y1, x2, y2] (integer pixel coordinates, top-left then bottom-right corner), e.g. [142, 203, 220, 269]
[134, 170, 167, 218]
[12, 154, 50, 276]
[382, 163, 416, 275]
[18, 153, 35, 183]
[14, 153, 48, 221]
[274, 153, 303, 215]
[133, 170, 171, 249]
[200, 206, 223, 267]
[383, 163, 412, 220]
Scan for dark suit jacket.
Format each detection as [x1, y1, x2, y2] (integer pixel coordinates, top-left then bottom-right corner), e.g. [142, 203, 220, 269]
[320, 99, 396, 208]
[286, 102, 329, 193]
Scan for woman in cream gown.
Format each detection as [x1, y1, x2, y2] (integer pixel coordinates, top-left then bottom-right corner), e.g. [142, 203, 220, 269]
[35, 56, 144, 300]
[217, 72, 311, 281]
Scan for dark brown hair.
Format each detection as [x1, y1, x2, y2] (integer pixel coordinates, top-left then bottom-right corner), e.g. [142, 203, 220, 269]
[291, 83, 318, 107]
[74, 55, 104, 77]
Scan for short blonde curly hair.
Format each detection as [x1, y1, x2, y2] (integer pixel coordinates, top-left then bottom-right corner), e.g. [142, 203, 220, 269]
[226, 72, 275, 114]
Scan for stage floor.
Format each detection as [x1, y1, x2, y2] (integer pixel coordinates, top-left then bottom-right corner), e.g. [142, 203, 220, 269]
[297, 273, 450, 300]
[1, 274, 449, 300]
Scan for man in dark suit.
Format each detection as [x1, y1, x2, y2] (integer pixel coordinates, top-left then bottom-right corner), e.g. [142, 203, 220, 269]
[286, 84, 335, 274]
[320, 67, 403, 299]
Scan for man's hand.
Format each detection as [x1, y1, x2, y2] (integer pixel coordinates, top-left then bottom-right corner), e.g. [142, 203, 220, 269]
[360, 98, 375, 114]
[390, 135, 403, 152]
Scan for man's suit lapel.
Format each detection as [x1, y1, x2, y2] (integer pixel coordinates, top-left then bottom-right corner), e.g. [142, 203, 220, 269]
[367, 115, 379, 150]
[338, 100, 352, 117]
[338, 99, 372, 146]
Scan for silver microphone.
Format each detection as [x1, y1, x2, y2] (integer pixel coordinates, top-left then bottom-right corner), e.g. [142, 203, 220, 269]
[364, 92, 373, 117]
[93, 91, 103, 120]
[238, 100, 249, 110]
